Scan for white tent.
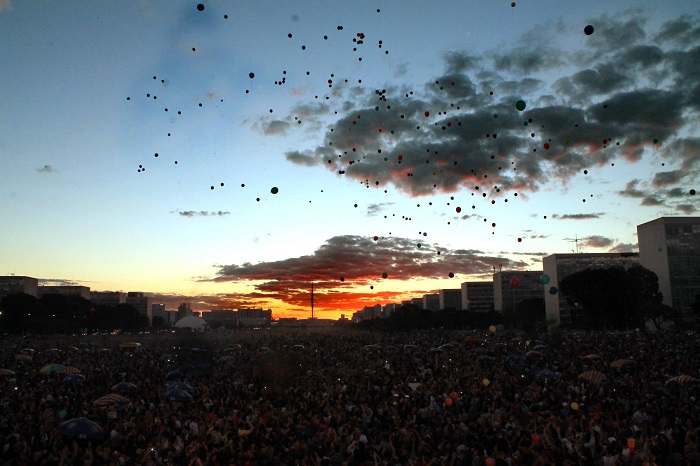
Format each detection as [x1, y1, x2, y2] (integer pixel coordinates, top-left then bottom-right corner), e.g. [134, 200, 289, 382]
[174, 316, 208, 329]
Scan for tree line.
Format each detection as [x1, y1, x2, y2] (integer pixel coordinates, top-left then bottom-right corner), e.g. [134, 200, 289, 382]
[0, 293, 148, 334]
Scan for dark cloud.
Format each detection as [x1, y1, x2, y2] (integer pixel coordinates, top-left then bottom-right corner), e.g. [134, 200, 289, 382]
[36, 164, 56, 173]
[619, 179, 647, 198]
[641, 196, 663, 206]
[177, 210, 230, 217]
[676, 203, 697, 214]
[652, 170, 684, 187]
[212, 235, 526, 311]
[655, 15, 700, 47]
[278, 12, 700, 200]
[38, 278, 81, 286]
[581, 235, 614, 249]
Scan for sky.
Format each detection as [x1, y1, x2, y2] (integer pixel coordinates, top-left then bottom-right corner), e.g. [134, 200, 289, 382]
[1, 0, 698, 319]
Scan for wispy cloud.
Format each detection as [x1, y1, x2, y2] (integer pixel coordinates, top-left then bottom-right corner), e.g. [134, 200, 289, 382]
[177, 210, 230, 217]
[36, 164, 56, 173]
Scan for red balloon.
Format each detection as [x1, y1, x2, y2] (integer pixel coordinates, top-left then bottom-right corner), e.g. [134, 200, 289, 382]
[456, 207, 462, 213]
[532, 433, 540, 443]
[543, 143, 550, 150]
[448, 272, 455, 278]
[424, 111, 430, 117]
[510, 278, 520, 288]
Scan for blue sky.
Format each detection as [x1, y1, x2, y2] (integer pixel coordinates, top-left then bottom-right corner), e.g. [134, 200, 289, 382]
[1, 0, 698, 318]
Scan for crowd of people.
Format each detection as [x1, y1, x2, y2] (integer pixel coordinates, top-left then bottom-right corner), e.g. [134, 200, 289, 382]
[0, 327, 698, 465]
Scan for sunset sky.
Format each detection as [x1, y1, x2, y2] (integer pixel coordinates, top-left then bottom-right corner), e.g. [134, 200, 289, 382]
[1, 0, 698, 319]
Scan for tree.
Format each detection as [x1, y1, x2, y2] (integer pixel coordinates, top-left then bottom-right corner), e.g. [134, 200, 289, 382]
[558, 265, 663, 330]
[0, 293, 46, 333]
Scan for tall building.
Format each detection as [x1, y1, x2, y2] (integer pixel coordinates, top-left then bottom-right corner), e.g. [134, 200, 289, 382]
[493, 271, 543, 312]
[384, 303, 398, 316]
[461, 281, 494, 312]
[38, 285, 90, 300]
[411, 297, 423, 308]
[126, 292, 153, 323]
[638, 217, 700, 320]
[90, 291, 126, 307]
[0, 276, 38, 299]
[543, 253, 640, 327]
[423, 294, 440, 311]
[439, 289, 462, 311]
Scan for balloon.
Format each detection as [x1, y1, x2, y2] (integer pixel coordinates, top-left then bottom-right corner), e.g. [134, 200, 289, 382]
[571, 402, 579, 410]
[445, 397, 453, 406]
[486, 459, 495, 466]
[59, 410, 67, 418]
[690, 189, 696, 195]
[511, 2, 516, 7]
[515, 100, 526, 111]
[196, 4, 205, 11]
[549, 286, 558, 295]
[448, 272, 454, 278]
[627, 438, 635, 452]
[540, 273, 550, 284]
[340, 277, 345, 282]
[482, 378, 490, 386]
[249, 72, 255, 79]
[584, 25, 594, 35]
[450, 392, 458, 400]
[270, 187, 279, 194]
[543, 143, 550, 150]
[456, 206, 461, 213]
[382, 272, 388, 279]
[489, 325, 496, 333]
[532, 433, 540, 443]
[510, 278, 520, 288]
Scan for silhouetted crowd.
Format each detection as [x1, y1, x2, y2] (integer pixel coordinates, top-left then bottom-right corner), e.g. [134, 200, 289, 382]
[1, 328, 698, 465]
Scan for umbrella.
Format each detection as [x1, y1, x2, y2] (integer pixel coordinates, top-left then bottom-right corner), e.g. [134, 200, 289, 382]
[14, 354, 32, 361]
[579, 370, 608, 385]
[505, 355, 523, 365]
[165, 370, 186, 381]
[427, 347, 443, 355]
[525, 350, 542, 357]
[221, 355, 235, 362]
[533, 344, 547, 351]
[473, 347, 489, 355]
[477, 355, 494, 364]
[166, 382, 194, 393]
[536, 370, 559, 381]
[59, 366, 82, 375]
[665, 375, 700, 385]
[63, 374, 86, 385]
[93, 394, 129, 406]
[160, 353, 175, 362]
[58, 417, 104, 439]
[163, 388, 193, 402]
[0, 369, 15, 376]
[610, 359, 636, 369]
[111, 382, 138, 394]
[581, 354, 602, 360]
[39, 364, 65, 374]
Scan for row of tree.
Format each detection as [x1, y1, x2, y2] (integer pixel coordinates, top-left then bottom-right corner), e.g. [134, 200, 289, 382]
[0, 293, 148, 334]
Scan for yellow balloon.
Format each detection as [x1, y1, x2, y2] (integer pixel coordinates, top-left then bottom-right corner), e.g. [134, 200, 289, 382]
[482, 378, 490, 386]
[489, 325, 496, 333]
[571, 402, 579, 410]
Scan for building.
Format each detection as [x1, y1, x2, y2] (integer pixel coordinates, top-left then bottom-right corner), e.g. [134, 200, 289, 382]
[439, 289, 462, 311]
[237, 308, 272, 327]
[38, 285, 90, 300]
[638, 217, 700, 320]
[543, 253, 640, 327]
[461, 281, 494, 312]
[384, 303, 398, 316]
[423, 294, 440, 312]
[0, 276, 38, 299]
[126, 292, 153, 324]
[493, 271, 543, 312]
[90, 291, 126, 307]
[411, 298, 423, 308]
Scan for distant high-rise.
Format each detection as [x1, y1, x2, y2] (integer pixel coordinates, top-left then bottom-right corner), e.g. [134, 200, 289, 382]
[638, 217, 700, 320]
[0, 276, 38, 299]
[439, 289, 462, 311]
[90, 291, 126, 307]
[543, 253, 640, 327]
[493, 271, 543, 312]
[461, 281, 494, 312]
[39, 285, 90, 300]
[423, 293, 440, 311]
[126, 292, 153, 323]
